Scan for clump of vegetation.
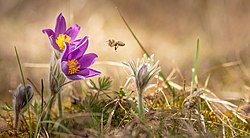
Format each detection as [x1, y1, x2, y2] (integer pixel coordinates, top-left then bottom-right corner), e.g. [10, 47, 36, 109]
[0, 11, 250, 138]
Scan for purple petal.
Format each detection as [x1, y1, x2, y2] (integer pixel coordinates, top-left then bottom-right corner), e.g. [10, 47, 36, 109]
[55, 13, 66, 36]
[61, 43, 70, 61]
[66, 75, 86, 80]
[49, 36, 60, 51]
[61, 60, 86, 80]
[71, 39, 82, 45]
[71, 36, 88, 52]
[68, 38, 83, 51]
[138, 64, 148, 78]
[68, 37, 89, 60]
[61, 57, 101, 80]
[76, 68, 101, 78]
[42, 29, 55, 37]
[61, 61, 69, 75]
[78, 53, 98, 69]
[65, 24, 80, 41]
[68, 39, 81, 51]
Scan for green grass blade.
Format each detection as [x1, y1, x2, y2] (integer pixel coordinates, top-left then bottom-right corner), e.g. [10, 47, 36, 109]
[41, 120, 72, 134]
[14, 47, 32, 137]
[14, 47, 26, 86]
[204, 73, 211, 90]
[117, 8, 174, 95]
[201, 73, 211, 110]
[117, 8, 149, 57]
[191, 39, 200, 93]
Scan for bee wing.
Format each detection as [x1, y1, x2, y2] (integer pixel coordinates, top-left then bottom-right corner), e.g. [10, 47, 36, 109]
[117, 41, 125, 46]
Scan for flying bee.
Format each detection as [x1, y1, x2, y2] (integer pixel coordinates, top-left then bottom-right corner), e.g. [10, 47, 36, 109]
[107, 39, 125, 51]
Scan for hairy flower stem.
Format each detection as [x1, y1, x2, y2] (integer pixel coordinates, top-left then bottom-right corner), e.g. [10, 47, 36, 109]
[14, 110, 19, 130]
[58, 92, 62, 118]
[57, 92, 63, 133]
[44, 94, 56, 130]
[137, 88, 145, 120]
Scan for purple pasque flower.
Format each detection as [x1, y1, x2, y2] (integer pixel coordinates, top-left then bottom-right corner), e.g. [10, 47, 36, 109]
[42, 13, 80, 52]
[61, 36, 101, 80]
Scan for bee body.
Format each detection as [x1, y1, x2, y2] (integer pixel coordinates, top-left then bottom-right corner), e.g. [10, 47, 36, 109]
[107, 39, 125, 51]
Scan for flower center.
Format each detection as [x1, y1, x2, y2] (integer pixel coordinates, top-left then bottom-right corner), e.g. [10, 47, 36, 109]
[67, 59, 80, 75]
[56, 34, 71, 51]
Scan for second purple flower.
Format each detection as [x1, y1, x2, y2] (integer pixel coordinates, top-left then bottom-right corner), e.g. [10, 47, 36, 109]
[61, 37, 101, 80]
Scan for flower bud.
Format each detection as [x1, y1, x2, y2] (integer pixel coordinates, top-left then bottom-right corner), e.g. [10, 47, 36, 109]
[13, 83, 34, 129]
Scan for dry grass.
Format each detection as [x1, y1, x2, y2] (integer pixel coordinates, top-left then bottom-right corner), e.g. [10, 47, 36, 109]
[1, 1, 250, 137]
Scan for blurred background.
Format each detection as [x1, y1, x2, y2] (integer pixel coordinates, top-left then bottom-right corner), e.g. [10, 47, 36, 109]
[1, 0, 250, 103]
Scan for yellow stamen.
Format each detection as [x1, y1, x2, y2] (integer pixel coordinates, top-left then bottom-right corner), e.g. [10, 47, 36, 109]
[67, 59, 80, 75]
[56, 34, 71, 51]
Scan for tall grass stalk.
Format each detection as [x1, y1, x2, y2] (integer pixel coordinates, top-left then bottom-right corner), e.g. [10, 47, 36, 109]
[201, 73, 211, 110]
[191, 39, 200, 94]
[117, 8, 175, 97]
[14, 47, 32, 137]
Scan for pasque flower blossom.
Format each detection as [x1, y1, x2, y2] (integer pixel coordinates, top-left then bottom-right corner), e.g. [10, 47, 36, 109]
[126, 54, 160, 119]
[42, 13, 80, 52]
[61, 36, 101, 80]
[127, 54, 161, 92]
[41, 12, 101, 130]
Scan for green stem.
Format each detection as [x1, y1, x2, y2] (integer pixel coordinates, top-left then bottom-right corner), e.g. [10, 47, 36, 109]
[137, 89, 144, 120]
[25, 92, 32, 138]
[14, 47, 26, 87]
[58, 92, 62, 118]
[57, 92, 63, 134]
[44, 94, 56, 130]
[90, 90, 101, 106]
[191, 39, 200, 93]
